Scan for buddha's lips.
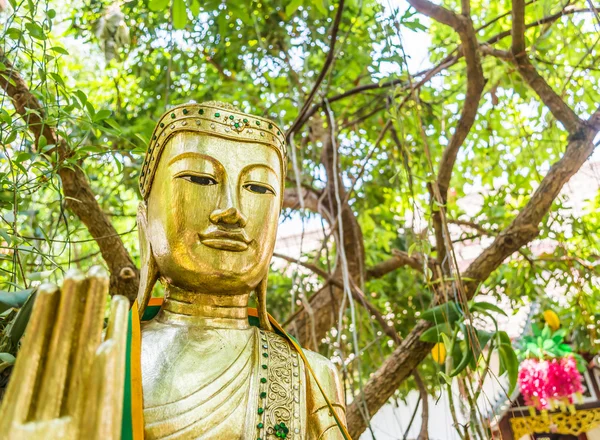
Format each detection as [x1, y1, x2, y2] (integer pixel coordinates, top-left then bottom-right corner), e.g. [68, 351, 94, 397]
[198, 229, 252, 251]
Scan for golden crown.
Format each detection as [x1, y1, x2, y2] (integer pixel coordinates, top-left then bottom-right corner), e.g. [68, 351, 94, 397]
[139, 101, 287, 200]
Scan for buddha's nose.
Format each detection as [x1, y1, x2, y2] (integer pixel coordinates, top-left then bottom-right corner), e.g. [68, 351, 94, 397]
[209, 207, 248, 228]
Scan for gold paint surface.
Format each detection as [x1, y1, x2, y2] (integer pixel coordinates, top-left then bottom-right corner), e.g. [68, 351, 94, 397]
[0, 268, 127, 440]
[1, 101, 348, 439]
[140, 126, 347, 438]
[146, 131, 282, 295]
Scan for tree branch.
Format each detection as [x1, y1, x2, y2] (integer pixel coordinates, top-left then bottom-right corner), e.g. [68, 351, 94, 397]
[366, 249, 435, 279]
[290, 6, 595, 135]
[409, 0, 485, 270]
[414, 370, 430, 440]
[346, 111, 600, 439]
[282, 187, 321, 213]
[407, 0, 462, 30]
[286, 0, 345, 139]
[274, 253, 401, 345]
[0, 49, 139, 300]
[510, 0, 583, 133]
[346, 3, 600, 433]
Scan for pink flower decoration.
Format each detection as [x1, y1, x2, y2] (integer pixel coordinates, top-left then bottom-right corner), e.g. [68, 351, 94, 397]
[518, 356, 584, 411]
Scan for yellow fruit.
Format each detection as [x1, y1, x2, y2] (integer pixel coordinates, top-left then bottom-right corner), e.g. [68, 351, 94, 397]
[543, 310, 560, 331]
[431, 342, 446, 365]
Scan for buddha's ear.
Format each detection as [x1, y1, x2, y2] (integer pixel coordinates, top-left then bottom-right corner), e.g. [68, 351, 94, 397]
[136, 202, 159, 319]
[256, 274, 273, 332]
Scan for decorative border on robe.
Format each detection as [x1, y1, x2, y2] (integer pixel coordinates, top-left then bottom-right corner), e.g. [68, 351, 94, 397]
[120, 298, 351, 440]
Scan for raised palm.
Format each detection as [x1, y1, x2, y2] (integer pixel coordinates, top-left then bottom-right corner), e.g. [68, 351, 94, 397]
[0, 267, 129, 440]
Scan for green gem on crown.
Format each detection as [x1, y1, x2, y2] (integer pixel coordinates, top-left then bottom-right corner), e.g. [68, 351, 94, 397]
[258, 407, 264, 414]
[260, 391, 266, 398]
[257, 422, 264, 428]
[215, 112, 220, 117]
[260, 377, 267, 383]
[171, 113, 176, 119]
[199, 109, 204, 115]
[182, 109, 188, 115]
[229, 115, 234, 120]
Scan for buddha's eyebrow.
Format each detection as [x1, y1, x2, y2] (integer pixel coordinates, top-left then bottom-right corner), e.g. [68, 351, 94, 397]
[168, 152, 220, 167]
[242, 163, 278, 177]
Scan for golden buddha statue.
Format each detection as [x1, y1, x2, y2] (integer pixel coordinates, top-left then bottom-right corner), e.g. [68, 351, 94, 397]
[0, 101, 349, 440]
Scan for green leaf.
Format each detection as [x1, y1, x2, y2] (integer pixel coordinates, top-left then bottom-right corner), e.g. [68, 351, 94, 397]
[26, 270, 56, 281]
[420, 322, 453, 343]
[38, 134, 47, 149]
[286, 0, 304, 17]
[420, 302, 462, 325]
[450, 340, 473, 377]
[497, 330, 511, 346]
[135, 133, 150, 145]
[499, 343, 518, 393]
[48, 72, 65, 86]
[75, 89, 87, 106]
[0, 353, 15, 364]
[49, 46, 69, 55]
[0, 288, 35, 314]
[552, 328, 567, 339]
[149, 0, 169, 11]
[438, 371, 452, 385]
[188, 0, 200, 17]
[0, 353, 16, 372]
[312, 0, 327, 14]
[94, 109, 112, 122]
[8, 289, 37, 346]
[24, 22, 46, 40]
[104, 118, 122, 132]
[0, 228, 12, 245]
[172, 0, 187, 29]
[558, 343, 572, 353]
[541, 325, 551, 339]
[6, 27, 22, 40]
[85, 101, 96, 119]
[472, 329, 494, 359]
[470, 301, 507, 317]
[402, 19, 427, 32]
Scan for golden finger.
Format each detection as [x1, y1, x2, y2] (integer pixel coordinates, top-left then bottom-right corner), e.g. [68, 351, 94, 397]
[35, 269, 88, 420]
[80, 295, 129, 440]
[64, 266, 110, 419]
[0, 283, 60, 432]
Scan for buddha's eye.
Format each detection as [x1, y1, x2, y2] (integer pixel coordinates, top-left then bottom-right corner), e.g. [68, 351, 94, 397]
[244, 183, 274, 195]
[179, 175, 217, 186]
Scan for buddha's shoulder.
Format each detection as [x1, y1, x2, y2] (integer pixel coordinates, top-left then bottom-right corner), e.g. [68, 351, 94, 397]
[302, 350, 341, 384]
[302, 348, 345, 408]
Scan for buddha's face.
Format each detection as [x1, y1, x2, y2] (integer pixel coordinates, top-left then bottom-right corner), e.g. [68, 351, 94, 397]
[145, 132, 283, 293]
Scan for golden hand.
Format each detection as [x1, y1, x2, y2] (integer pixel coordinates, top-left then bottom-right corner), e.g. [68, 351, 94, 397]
[0, 267, 129, 440]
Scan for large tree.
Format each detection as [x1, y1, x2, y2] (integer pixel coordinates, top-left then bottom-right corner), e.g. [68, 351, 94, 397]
[1, 0, 599, 437]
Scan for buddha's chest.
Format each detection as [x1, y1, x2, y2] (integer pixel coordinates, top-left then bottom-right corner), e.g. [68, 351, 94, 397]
[140, 324, 307, 440]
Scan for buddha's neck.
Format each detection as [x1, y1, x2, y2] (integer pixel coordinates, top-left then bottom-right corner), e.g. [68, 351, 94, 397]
[157, 285, 250, 329]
